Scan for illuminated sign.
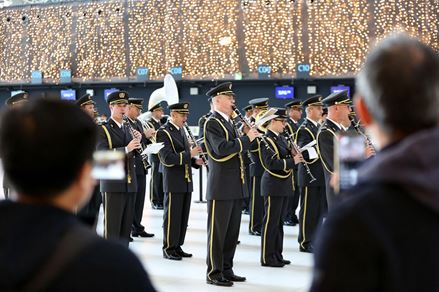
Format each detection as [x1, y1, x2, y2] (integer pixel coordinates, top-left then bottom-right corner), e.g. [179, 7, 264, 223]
[275, 86, 294, 99]
[296, 63, 310, 78]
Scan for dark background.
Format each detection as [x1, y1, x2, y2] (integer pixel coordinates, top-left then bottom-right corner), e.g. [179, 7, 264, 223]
[0, 77, 355, 126]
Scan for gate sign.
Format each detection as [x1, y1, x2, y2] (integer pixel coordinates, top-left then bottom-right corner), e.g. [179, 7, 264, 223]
[60, 69, 71, 84]
[257, 64, 271, 79]
[31, 70, 43, 84]
[296, 63, 310, 78]
[169, 66, 183, 80]
[136, 67, 149, 81]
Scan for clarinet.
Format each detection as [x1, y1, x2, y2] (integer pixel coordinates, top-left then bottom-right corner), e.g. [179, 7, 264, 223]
[348, 115, 376, 153]
[284, 131, 317, 183]
[183, 123, 209, 171]
[123, 115, 151, 170]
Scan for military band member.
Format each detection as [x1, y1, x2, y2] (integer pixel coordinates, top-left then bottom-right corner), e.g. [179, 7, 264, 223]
[317, 90, 351, 209]
[97, 91, 141, 246]
[241, 104, 254, 215]
[127, 98, 155, 238]
[295, 95, 327, 253]
[156, 102, 203, 260]
[204, 82, 259, 287]
[75, 93, 102, 228]
[2, 91, 29, 199]
[248, 98, 269, 236]
[283, 100, 303, 226]
[147, 102, 165, 209]
[259, 108, 303, 267]
[198, 97, 214, 140]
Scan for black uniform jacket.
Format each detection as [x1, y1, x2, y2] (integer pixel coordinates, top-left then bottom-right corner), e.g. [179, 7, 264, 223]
[260, 130, 295, 197]
[156, 122, 200, 193]
[147, 118, 161, 163]
[128, 118, 152, 176]
[249, 117, 265, 177]
[285, 118, 299, 140]
[317, 119, 341, 174]
[204, 111, 251, 200]
[295, 118, 325, 187]
[97, 118, 137, 193]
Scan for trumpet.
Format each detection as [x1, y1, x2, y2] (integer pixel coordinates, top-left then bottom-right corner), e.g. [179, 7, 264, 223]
[140, 120, 157, 143]
[184, 123, 209, 170]
[123, 115, 151, 170]
[284, 132, 317, 183]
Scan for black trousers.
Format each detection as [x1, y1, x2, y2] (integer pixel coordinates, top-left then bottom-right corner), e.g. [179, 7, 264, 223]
[242, 165, 251, 211]
[285, 172, 300, 221]
[149, 160, 164, 206]
[132, 174, 147, 233]
[207, 199, 242, 280]
[104, 192, 135, 247]
[261, 196, 288, 264]
[298, 186, 327, 250]
[77, 184, 102, 228]
[163, 192, 192, 254]
[249, 176, 264, 233]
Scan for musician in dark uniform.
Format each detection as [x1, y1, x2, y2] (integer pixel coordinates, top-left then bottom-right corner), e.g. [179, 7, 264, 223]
[295, 95, 327, 253]
[204, 82, 259, 287]
[259, 108, 304, 267]
[241, 104, 254, 214]
[248, 98, 269, 236]
[2, 92, 29, 200]
[198, 97, 214, 139]
[156, 102, 203, 260]
[126, 98, 155, 238]
[97, 91, 142, 246]
[147, 102, 165, 209]
[75, 93, 102, 228]
[317, 90, 351, 209]
[283, 100, 303, 226]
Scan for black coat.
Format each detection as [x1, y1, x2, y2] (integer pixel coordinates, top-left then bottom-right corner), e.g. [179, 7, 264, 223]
[0, 201, 155, 292]
[285, 118, 299, 139]
[97, 119, 137, 193]
[317, 119, 341, 174]
[260, 130, 295, 197]
[295, 118, 325, 187]
[310, 183, 439, 292]
[204, 112, 251, 200]
[156, 122, 199, 193]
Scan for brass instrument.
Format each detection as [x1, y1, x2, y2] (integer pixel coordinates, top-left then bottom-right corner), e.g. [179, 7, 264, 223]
[140, 119, 157, 143]
[123, 115, 151, 170]
[183, 123, 209, 171]
[232, 106, 275, 156]
[284, 132, 317, 183]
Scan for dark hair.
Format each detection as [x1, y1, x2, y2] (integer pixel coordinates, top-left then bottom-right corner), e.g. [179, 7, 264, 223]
[356, 33, 439, 134]
[0, 99, 97, 197]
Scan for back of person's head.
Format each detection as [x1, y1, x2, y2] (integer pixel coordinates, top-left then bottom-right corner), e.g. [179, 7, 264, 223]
[0, 98, 97, 197]
[356, 33, 439, 134]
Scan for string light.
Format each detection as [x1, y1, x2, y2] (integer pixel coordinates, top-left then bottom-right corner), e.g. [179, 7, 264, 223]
[0, 0, 437, 82]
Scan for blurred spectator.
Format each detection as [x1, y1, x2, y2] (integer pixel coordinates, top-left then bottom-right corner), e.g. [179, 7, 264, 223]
[0, 99, 155, 291]
[310, 33, 439, 292]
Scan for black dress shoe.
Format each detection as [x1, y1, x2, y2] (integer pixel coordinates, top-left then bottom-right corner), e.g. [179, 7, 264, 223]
[249, 230, 261, 236]
[299, 246, 314, 253]
[292, 215, 299, 224]
[151, 203, 159, 209]
[157, 203, 164, 210]
[176, 248, 192, 258]
[283, 220, 296, 226]
[206, 277, 233, 287]
[242, 209, 249, 215]
[129, 236, 133, 242]
[163, 251, 182, 260]
[224, 274, 246, 282]
[132, 231, 155, 238]
[281, 259, 291, 265]
[261, 261, 285, 267]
